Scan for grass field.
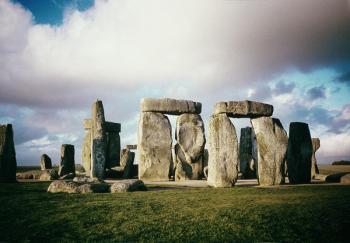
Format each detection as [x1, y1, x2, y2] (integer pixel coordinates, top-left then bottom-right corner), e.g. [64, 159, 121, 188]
[0, 182, 350, 242]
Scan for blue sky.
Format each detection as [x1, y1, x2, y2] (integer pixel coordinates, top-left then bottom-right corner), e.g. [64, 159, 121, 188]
[1, 0, 350, 165]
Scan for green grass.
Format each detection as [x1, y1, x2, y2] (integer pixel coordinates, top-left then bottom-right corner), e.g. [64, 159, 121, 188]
[0, 182, 350, 242]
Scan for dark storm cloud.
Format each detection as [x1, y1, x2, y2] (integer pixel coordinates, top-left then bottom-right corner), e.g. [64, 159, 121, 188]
[272, 81, 295, 95]
[336, 70, 350, 85]
[306, 86, 326, 100]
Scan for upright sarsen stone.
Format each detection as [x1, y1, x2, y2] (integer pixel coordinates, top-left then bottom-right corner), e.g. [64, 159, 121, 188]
[105, 122, 121, 169]
[120, 148, 135, 179]
[251, 117, 288, 186]
[40, 154, 52, 170]
[58, 144, 75, 177]
[0, 124, 17, 182]
[311, 138, 320, 179]
[138, 112, 172, 181]
[82, 119, 92, 173]
[207, 114, 239, 187]
[239, 127, 256, 179]
[287, 122, 313, 184]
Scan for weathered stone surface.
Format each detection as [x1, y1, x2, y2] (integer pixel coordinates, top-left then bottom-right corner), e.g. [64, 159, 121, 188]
[138, 112, 172, 181]
[311, 138, 320, 179]
[106, 131, 121, 168]
[126, 144, 137, 150]
[104, 122, 121, 133]
[286, 122, 313, 184]
[73, 176, 103, 183]
[207, 114, 239, 187]
[91, 100, 106, 179]
[119, 149, 135, 179]
[214, 100, 273, 118]
[110, 179, 147, 192]
[83, 119, 92, 129]
[40, 154, 52, 170]
[340, 173, 350, 184]
[60, 173, 75, 180]
[82, 127, 91, 173]
[0, 124, 17, 182]
[58, 144, 75, 177]
[39, 169, 59, 181]
[251, 117, 288, 186]
[140, 98, 202, 115]
[239, 127, 257, 179]
[174, 114, 206, 180]
[47, 180, 110, 193]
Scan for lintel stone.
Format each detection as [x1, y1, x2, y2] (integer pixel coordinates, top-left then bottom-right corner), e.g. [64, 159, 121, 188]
[214, 100, 273, 118]
[140, 98, 202, 115]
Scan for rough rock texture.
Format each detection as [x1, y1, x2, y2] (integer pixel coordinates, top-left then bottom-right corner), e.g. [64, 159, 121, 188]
[174, 114, 206, 180]
[138, 112, 172, 181]
[0, 124, 17, 182]
[110, 179, 147, 192]
[120, 149, 135, 179]
[239, 127, 256, 179]
[207, 114, 239, 187]
[214, 100, 273, 118]
[140, 98, 202, 115]
[91, 100, 106, 179]
[39, 169, 59, 181]
[73, 176, 104, 183]
[287, 122, 313, 184]
[82, 126, 92, 173]
[251, 117, 288, 186]
[40, 154, 52, 170]
[340, 173, 350, 184]
[58, 144, 75, 177]
[106, 131, 121, 168]
[47, 180, 110, 193]
[311, 138, 320, 179]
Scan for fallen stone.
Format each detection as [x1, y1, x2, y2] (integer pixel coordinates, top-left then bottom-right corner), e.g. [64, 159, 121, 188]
[286, 122, 313, 184]
[40, 154, 52, 170]
[110, 179, 147, 192]
[311, 138, 320, 179]
[106, 131, 121, 168]
[138, 112, 172, 181]
[73, 176, 104, 183]
[207, 113, 239, 187]
[251, 117, 288, 186]
[239, 127, 256, 179]
[340, 173, 350, 184]
[214, 100, 273, 118]
[39, 169, 59, 181]
[47, 180, 110, 193]
[58, 144, 75, 177]
[0, 124, 17, 182]
[140, 98, 202, 115]
[325, 172, 349, 183]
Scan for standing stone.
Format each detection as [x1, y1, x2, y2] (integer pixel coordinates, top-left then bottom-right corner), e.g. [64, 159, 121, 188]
[287, 122, 313, 184]
[58, 144, 75, 177]
[138, 112, 172, 181]
[120, 148, 135, 179]
[40, 154, 52, 170]
[207, 114, 239, 187]
[311, 138, 320, 179]
[174, 114, 206, 180]
[239, 127, 256, 179]
[0, 124, 17, 182]
[91, 100, 106, 179]
[106, 130, 121, 168]
[82, 119, 92, 173]
[251, 117, 288, 186]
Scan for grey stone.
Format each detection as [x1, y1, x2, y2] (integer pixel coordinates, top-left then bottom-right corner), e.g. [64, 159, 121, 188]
[340, 173, 350, 184]
[106, 131, 121, 168]
[214, 100, 273, 118]
[103, 122, 121, 133]
[207, 114, 239, 187]
[47, 180, 110, 193]
[60, 172, 75, 180]
[39, 169, 59, 181]
[286, 122, 313, 184]
[311, 138, 320, 179]
[91, 100, 106, 179]
[82, 127, 91, 173]
[138, 112, 172, 181]
[120, 148, 135, 179]
[251, 117, 288, 186]
[40, 154, 52, 170]
[239, 127, 256, 179]
[73, 176, 104, 183]
[58, 144, 75, 177]
[110, 179, 147, 192]
[174, 114, 206, 180]
[140, 98, 202, 115]
[0, 124, 17, 182]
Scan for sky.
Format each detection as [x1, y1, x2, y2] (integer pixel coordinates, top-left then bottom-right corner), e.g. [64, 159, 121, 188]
[1, 0, 350, 165]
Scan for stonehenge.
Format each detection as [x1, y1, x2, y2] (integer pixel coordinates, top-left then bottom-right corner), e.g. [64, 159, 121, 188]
[0, 124, 17, 182]
[58, 144, 75, 177]
[40, 154, 52, 170]
[311, 138, 320, 179]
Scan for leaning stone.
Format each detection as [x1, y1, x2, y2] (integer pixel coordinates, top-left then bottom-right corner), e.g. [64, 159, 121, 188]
[286, 122, 313, 184]
[214, 100, 273, 118]
[58, 144, 75, 177]
[82, 127, 92, 173]
[174, 114, 206, 180]
[251, 117, 288, 186]
[140, 98, 202, 115]
[138, 112, 172, 181]
[110, 179, 147, 192]
[207, 114, 239, 187]
[340, 173, 350, 184]
[106, 131, 121, 168]
[239, 127, 256, 179]
[311, 138, 320, 179]
[47, 180, 110, 193]
[0, 124, 17, 182]
[39, 169, 59, 181]
[120, 149, 135, 179]
[40, 154, 52, 170]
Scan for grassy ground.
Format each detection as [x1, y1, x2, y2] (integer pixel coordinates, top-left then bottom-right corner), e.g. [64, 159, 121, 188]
[0, 182, 350, 242]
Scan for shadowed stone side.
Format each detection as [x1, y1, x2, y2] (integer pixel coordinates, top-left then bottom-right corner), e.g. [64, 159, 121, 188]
[207, 114, 239, 187]
[0, 124, 17, 182]
[106, 131, 121, 168]
[40, 154, 52, 170]
[138, 112, 172, 181]
[214, 100, 273, 118]
[58, 144, 75, 177]
[251, 117, 288, 186]
[287, 122, 313, 184]
[140, 98, 202, 115]
[120, 148, 135, 179]
[239, 127, 256, 179]
[311, 138, 320, 179]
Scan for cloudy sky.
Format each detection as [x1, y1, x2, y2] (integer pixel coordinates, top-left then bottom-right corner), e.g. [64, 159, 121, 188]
[1, 0, 350, 165]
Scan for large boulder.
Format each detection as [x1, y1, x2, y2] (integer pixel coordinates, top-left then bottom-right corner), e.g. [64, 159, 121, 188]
[110, 179, 147, 192]
[214, 100, 273, 118]
[138, 112, 172, 181]
[140, 98, 202, 115]
[174, 114, 206, 180]
[39, 169, 59, 181]
[207, 113, 239, 187]
[58, 144, 75, 177]
[120, 148, 135, 179]
[251, 117, 288, 186]
[239, 127, 256, 179]
[47, 180, 110, 193]
[286, 122, 313, 184]
[82, 119, 92, 174]
[0, 124, 17, 182]
[311, 138, 320, 179]
[40, 154, 52, 170]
